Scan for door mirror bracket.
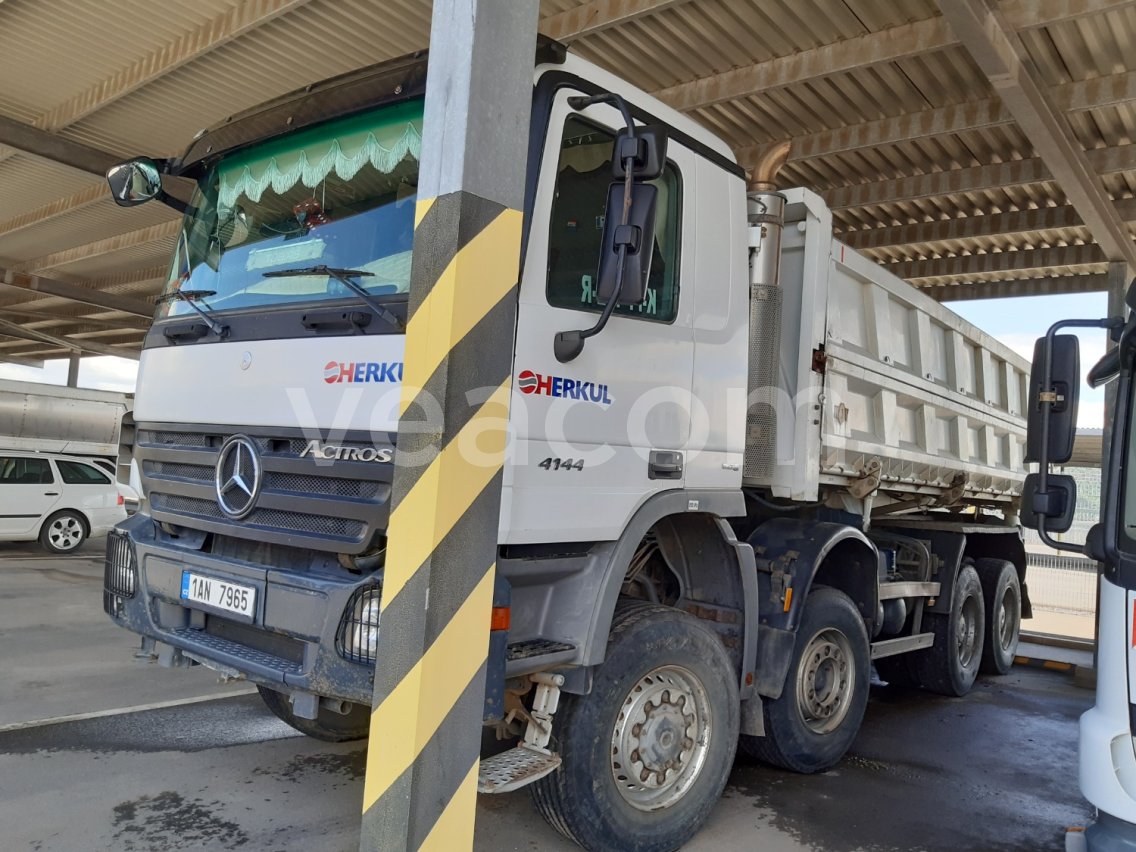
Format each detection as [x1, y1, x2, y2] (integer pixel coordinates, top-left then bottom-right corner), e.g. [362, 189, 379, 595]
[553, 93, 667, 363]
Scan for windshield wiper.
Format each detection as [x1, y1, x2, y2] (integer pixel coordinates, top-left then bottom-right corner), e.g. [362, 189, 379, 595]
[262, 265, 405, 331]
[156, 289, 228, 338]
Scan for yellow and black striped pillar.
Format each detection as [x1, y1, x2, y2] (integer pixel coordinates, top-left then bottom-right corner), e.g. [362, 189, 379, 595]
[360, 1, 539, 849]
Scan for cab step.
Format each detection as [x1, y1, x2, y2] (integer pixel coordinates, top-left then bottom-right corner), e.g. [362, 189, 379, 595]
[477, 745, 562, 794]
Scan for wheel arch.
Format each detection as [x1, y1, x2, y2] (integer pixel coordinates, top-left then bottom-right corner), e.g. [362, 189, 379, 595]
[499, 489, 756, 697]
[746, 518, 879, 699]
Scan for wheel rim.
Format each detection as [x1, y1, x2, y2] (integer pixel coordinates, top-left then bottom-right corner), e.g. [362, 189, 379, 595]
[795, 628, 856, 735]
[957, 593, 981, 669]
[996, 588, 1018, 653]
[48, 516, 82, 551]
[610, 665, 712, 812]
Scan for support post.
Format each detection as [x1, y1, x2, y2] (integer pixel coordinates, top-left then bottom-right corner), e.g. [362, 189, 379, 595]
[66, 352, 80, 388]
[360, 1, 539, 850]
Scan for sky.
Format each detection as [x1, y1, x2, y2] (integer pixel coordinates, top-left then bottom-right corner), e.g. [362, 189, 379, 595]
[0, 291, 1116, 426]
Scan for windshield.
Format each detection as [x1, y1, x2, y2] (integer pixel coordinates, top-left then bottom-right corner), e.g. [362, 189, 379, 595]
[160, 98, 423, 319]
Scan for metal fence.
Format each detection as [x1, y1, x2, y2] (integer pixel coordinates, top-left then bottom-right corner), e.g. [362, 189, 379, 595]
[1025, 551, 1098, 615]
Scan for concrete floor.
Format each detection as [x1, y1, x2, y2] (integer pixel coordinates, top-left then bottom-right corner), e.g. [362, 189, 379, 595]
[0, 538, 1098, 851]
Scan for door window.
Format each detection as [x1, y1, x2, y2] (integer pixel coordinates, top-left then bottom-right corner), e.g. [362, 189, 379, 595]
[0, 457, 54, 484]
[56, 460, 112, 485]
[545, 116, 681, 323]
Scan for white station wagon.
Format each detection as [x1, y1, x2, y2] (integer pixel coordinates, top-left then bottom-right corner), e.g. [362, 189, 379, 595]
[0, 451, 127, 553]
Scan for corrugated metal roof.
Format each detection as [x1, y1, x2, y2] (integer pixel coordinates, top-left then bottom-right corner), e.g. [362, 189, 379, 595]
[0, 0, 1134, 359]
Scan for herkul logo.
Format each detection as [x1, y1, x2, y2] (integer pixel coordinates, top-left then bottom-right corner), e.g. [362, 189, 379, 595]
[323, 361, 404, 384]
[517, 369, 613, 405]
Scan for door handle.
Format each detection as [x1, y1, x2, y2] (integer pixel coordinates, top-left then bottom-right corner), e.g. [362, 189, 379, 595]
[648, 450, 683, 481]
[44, 492, 59, 496]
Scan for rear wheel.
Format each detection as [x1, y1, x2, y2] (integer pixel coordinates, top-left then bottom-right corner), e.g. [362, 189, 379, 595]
[975, 558, 1021, 675]
[531, 600, 739, 852]
[40, 510, 87, 554]
[257, 686, 370, 742]
[913, 563, 985, 696]
[741, 587, 870, 773]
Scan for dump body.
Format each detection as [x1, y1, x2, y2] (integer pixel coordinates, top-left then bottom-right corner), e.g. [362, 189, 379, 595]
[746, 188, 1028, 506]
[0, 379, 131, 458]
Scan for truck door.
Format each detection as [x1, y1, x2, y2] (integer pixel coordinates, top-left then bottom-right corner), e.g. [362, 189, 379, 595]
[505, 92, 696, 544]
[0, 456, 60, 535]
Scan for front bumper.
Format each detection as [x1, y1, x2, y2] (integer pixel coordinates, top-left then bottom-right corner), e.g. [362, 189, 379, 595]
[103, 513, 377, 705]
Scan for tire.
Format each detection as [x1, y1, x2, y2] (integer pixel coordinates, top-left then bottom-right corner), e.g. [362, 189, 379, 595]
[975, 558, 1021, 675]
[256, 686, 370, 742]
[40, 510, 87, 554]
[530, 600, 740, 852]
[913, 563, 985, 696]
[740, 587, 871, 774]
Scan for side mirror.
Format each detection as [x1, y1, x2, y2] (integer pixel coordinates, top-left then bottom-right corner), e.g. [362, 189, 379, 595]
[611, 125, 667, 180]
[1020, 472, 1077, 534]
[1024, 334, 1079, 465]
[106, 158, 162, 207]
[595, 182, 658, 307]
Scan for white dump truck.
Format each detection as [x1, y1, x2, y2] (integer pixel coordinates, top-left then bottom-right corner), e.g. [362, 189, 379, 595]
[101, 41, 1030, 851]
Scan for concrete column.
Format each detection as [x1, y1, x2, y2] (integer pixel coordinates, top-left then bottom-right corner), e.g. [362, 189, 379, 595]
[66, 352, 80, 388]
[359, 2, 539, 850]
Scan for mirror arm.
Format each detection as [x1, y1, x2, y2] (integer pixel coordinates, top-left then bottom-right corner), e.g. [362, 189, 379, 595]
[555, 92, 639, 363]
[157, 190, 188, 215]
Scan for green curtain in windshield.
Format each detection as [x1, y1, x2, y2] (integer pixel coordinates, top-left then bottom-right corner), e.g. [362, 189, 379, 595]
[217, 99, 423, 214]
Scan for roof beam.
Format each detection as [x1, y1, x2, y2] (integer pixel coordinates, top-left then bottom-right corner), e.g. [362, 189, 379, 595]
[0, 113, 119, 177]
[824, 143, 1136, 209]
[842, 199, 1136, 250]
[0, 0, 312, 174]
[919, 273, 1110, 301]
[0, 268, 155, 316]
[0, 354, 45, 369]
[540, 0, 692, 41]
[845, 204, 1086, 250]
[0, 185, 108, 241]
[940, 0, 1136, 268]
[33, 0, 312, 134]
[0, 317, 140, 360]
[886, 243, 1106, 281]
[737, 69, 1136, 167]
[0, 307, 149, 331]
[653, 0, 1129, 112]
[14, 220, 178, 274]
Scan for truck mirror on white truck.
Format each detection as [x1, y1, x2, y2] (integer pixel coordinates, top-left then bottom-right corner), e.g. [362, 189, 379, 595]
[106, 157, 187, 213]
[554, 94, 667, 363]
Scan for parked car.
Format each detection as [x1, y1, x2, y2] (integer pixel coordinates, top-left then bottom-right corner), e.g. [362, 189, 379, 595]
[82, 456, 141, 513]
[0, 452, 127, 553]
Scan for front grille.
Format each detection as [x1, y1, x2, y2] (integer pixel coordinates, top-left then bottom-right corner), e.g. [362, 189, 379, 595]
[336, 584, 382, 665]
[104, 531, 136, 598]
[151, 493, 365, 539]
[136, 424, 392, 553]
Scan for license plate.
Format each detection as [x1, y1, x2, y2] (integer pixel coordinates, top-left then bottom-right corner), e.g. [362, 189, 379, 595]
[180, 571, 256, 621]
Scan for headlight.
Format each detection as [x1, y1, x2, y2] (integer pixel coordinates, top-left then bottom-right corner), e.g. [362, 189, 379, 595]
[337, 584, 381, 665]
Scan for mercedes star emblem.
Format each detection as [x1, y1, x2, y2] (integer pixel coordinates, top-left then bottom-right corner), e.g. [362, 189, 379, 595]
[214, 435, 262, 519]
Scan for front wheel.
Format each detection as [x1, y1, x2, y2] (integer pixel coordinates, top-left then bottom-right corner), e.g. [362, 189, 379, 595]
[741, 586, 870, 773]
[40, 510, 87, 554]
[531, 601, 739, 852]
[257, 686, 370, 742]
